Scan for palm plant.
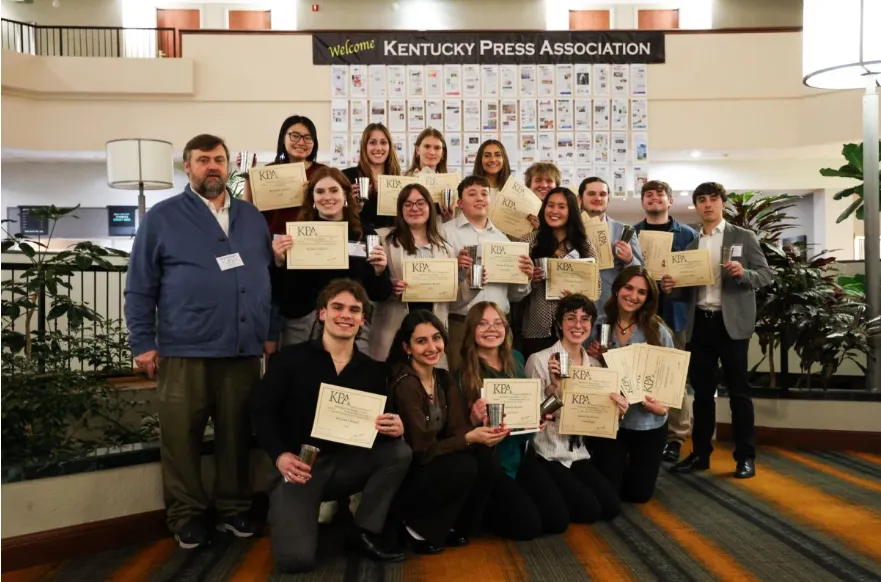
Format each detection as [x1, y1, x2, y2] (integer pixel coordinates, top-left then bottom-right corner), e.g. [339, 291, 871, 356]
[819, 141, 881, 223]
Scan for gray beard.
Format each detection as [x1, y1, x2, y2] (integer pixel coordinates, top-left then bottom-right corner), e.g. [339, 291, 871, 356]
[196, 176, 225, 199]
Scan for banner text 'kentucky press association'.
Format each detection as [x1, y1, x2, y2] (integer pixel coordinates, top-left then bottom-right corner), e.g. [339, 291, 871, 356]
[312, 32, 665, 66]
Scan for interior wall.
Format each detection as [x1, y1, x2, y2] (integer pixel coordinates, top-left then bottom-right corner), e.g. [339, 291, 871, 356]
[0, 0, 123, 26]
[711, 0, 802, 29]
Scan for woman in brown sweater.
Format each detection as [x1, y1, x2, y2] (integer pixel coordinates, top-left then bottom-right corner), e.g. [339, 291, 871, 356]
[388, 310, 505, 554]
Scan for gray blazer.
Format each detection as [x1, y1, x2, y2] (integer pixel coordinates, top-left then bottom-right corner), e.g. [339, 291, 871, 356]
[598, 216, 644, 313]
[682, 222, 773, 341]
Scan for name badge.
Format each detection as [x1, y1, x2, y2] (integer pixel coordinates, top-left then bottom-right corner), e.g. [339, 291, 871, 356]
[731, 244, 743, 258]
[217, 253, 245, 271]
[348, 242, 367, 258]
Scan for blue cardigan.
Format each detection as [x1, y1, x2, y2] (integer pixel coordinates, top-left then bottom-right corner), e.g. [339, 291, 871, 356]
[124, 186, 281, 358]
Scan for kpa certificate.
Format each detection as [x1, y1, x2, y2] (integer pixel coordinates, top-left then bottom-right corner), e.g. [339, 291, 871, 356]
[377, 175, 418, 216]
[666, 249, 715, 287]
[249, 162, 307, 211]
[483, 378, 542, 430]
[311, 383, 387, 448]
[545, 258, 600, 301]
[488, 176, 542, 239]
[559, 366, 620, 439]
[401, 258, 458, 302]
[286, 221, 349, 270]
[481, 241, 529, 284]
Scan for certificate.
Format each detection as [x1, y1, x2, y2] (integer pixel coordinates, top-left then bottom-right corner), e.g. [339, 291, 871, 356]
[488, 176, 543, 239]
[418, 172, 462, 204]
[311, 383, 387, 448]
[634, 345, 690, 409]
[667, 249, 715, 287]
[401, 258, 458, 303]
[638, 231, 674, 279]
[559, 366, 620, 439]
[481, 241, 528, 284]
[483, 378, 542, 430]
[581, 213, 614, 270]
[249, 163, 307, 211]
[602, 345, 642, 404]
[545, 259, 600, 301]
[377, 175, 418, 216]
[286, 221, 349, 270]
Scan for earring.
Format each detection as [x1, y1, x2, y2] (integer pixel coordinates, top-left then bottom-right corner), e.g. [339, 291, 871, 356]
[280, 151, 288, 162]
[313, 202, 317, 210]
[344, 199, 348, 208]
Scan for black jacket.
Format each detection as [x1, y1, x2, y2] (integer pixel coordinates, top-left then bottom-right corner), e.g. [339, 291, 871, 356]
[252, 339, 395, 463]
[342, 166, 395, 231]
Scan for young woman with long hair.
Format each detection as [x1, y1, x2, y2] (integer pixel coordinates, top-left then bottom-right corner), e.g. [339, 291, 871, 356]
[519, 187, 598, 359]
[243, 115, 327, 235]
[342, 123, 402, 230]
[405, 128, 448, 176]
[370, 184, 454, 364]
[587, 265, 673, 503]
[525, 294, 626, 523]
[472, 140, 512, 204]
[387, 310, 505, 554]
[270, 167, 391, 350]
[455, 302, 566, 541]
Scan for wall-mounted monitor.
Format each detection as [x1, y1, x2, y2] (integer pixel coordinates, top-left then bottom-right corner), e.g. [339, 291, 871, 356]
[107, 206, 137, 237]
[17, 206, 50, 236]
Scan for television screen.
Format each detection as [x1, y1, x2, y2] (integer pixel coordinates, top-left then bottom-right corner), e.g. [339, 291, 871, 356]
[18, 206, 50, 236]
[108, 206, 137, 236]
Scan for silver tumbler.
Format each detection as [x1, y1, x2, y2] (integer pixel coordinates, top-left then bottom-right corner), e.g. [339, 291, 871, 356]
[357, 177, 371, 200]
[299, 444, 320, 466]
[442, 188, 456, 208]
[540, 394, 564, 417]
[366, 234, 380, 253]
[600, 324, 612, 348]
[470, 264, 484, 290]
[237, 150, 255, 173]
[620, 224, 636, 244]
[465, 245, 480, 263]
[487, 403, 505, 428]
[556, 351, 571, 378]
[534, 257, 549, 280]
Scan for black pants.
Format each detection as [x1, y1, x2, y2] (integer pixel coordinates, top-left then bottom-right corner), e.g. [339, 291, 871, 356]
[590, 423, 667, 504]
[392, 447, 494, 545]
[484, 452, 569, 541]
[689, 310, 756, 461]
[537, 456, 621, 522]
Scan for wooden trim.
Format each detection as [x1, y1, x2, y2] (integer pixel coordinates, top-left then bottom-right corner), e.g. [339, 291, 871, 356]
[716, 424, 881, 451]
[1, 510, 167, 572]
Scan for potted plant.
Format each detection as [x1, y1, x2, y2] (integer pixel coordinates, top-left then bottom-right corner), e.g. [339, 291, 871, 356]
[819, 141, 881, 223]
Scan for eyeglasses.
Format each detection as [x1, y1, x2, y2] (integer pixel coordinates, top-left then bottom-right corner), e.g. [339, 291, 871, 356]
[287, 132, 314, 144]
[403, 200, 428, 210]
[477, 320, 506, 330]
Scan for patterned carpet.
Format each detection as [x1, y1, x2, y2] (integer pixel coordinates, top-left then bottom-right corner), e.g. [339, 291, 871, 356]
[6, 443, 881, 582]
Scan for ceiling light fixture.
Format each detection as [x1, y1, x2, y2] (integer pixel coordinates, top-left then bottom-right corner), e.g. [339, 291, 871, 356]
[679, 191, 689, 197]
[690, 150, 701, 158]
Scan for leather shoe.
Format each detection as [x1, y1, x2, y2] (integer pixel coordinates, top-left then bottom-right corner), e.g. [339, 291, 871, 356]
[408, 536, 444, 555]
[734, 458, 756, 479]
[445, 530, 469, 547]
[347, 530, 406, 563]
[662, 441, 681, 463]
[670, 453, 710, 474]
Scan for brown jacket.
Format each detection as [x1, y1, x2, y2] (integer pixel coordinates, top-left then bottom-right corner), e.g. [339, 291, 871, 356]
[390, 363, 471, 465]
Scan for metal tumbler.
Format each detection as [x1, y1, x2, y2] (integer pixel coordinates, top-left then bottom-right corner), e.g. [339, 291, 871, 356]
[465, 245, 481, 263]
[299, 444, 320, 466]
[487, 403, 505, 428]
[442, 188, 456, 208]
[600, 324, 612, 348]
[556, 351, 571, 378]
[357, 177, 371, 200]
[237, 150, 255, 173]
[721, 246, 735, 265]
[620, 224, 636, 244]
[366, 234, 380, 253]
[540, 394, 564, 417]
[470, 264, 484, 290]
[534, 257, 549, 280]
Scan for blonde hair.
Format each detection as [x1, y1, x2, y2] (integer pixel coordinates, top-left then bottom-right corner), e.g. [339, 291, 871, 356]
[458, 302, 515, 405]
[523, 162, 561, 189]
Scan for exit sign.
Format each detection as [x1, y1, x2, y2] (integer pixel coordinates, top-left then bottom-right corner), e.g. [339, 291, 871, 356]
[311, 4, 319, 11]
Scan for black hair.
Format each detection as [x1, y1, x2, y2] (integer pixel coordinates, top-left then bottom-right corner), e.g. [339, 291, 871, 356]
[578, 176, 609, 197]
[692, 182, 727, 205]
[457, 174, 491, 199]
[275, 115, 318, 163]
[532, 187, 588, 259]
[553, 293, 598, 337]
[387, 310, 449, 365]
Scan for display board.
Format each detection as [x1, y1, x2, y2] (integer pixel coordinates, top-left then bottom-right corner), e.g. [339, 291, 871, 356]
[327, 62, 649, 196]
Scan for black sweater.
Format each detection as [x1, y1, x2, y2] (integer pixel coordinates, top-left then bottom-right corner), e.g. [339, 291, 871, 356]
[252, 339, 394, 463]
[270, 219, 393, 318]
[342, 166, 395, 231]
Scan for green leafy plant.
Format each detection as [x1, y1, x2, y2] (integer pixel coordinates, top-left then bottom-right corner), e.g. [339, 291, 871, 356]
[2, 206, 159, 471]
[819, 141, 881, 223]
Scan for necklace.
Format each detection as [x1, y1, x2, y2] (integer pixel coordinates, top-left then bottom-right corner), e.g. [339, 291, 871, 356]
[617, 320, 637, 335]
[331, 354, 352, 365]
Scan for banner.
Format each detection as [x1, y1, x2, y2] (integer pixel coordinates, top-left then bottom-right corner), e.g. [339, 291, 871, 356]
[313, 31, 665, 66]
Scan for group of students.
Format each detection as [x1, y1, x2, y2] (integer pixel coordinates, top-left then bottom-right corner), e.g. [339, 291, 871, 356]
[125, 116, 772, 572]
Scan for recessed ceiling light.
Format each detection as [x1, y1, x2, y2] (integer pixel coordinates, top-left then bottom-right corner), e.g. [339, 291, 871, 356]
[688, 205, 695, 209]
[679, 191, 689, 197]
[690, 150, 702, 158]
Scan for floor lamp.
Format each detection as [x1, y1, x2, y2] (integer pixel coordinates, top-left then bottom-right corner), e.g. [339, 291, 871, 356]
[106, 139, 175, 222]
[803, 0, 881, 391]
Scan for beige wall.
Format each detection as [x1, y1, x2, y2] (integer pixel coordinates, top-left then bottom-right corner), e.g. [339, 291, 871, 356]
[1, 0, 123, 26]
[712, 0, 802, 29]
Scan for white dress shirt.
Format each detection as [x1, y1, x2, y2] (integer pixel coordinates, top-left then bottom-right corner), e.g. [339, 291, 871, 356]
[697, 219, 725, 309]
[442, 214, 531, 316]
[197, 191, 231, 235]
[525, 340, 603, 468]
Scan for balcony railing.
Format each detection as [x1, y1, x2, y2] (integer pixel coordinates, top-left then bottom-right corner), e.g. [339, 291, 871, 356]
[0, 18, 178, 58]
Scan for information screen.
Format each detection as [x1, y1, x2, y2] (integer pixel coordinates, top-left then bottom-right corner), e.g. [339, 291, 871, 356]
[107, 206, 137, 236]
[18, 206, 50, 236]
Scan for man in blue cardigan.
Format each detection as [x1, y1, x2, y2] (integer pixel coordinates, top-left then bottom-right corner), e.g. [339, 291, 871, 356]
[125, 134, 281, 549]
[633, 180, 698, 464]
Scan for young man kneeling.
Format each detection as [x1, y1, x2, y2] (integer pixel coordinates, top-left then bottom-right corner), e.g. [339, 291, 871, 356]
[252, 279, 413, 572]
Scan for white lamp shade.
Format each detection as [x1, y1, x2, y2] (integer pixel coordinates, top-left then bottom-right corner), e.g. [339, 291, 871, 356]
[803, 0, 881, 89]
[106, 138, 175, 190]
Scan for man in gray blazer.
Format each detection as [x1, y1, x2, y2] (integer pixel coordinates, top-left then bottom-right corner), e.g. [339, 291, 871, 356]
[661, 182, 772, 479]
[578, 177, 644, 312]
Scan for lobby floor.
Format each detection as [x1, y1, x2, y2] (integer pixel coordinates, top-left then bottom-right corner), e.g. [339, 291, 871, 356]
[6, 443, 881, 581]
